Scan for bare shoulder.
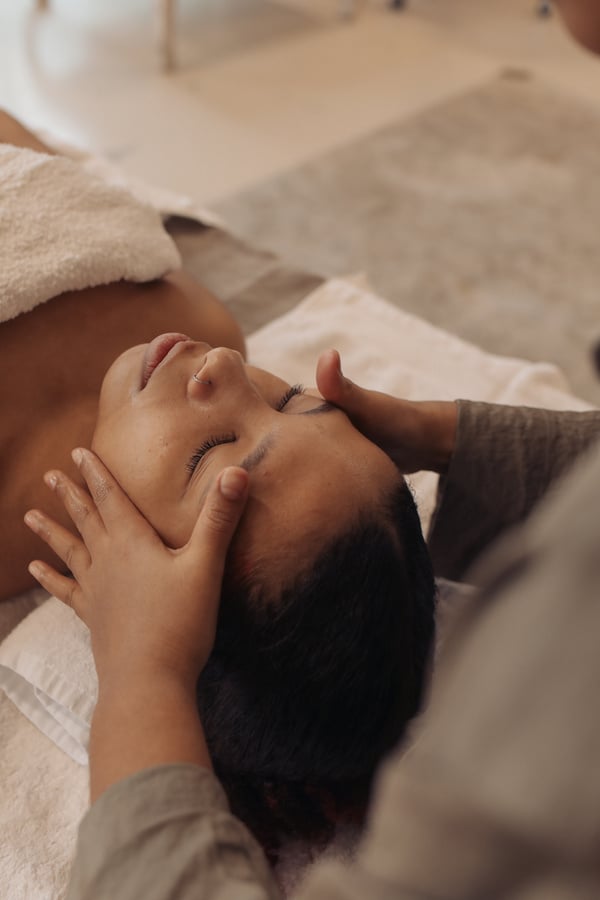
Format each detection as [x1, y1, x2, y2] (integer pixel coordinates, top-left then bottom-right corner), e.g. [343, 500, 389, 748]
[0, 109, 55, 154]
[0, 272, 244, 601]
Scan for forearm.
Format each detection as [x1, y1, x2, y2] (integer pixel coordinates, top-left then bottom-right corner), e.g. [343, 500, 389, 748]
[73, 673, 281, 900]
[68, 764, 281, 900]
[428, 401, 600, 580]
[90, 674, 211, 803]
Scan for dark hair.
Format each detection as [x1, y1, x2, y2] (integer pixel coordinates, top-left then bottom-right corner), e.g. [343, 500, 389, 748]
[196, 479, 435, 857]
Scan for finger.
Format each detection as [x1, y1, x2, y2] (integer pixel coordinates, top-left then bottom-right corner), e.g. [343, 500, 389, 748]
[186, 466, 249, 580]
[44, 469, 105, 544]
[72, 447, 153, 536]
[27, 559, 85, 619]
[24, 508, 90, 578]
[316, 349, 365, 412]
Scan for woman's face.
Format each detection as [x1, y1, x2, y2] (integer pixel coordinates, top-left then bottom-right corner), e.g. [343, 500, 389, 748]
[92, 334, 402, 590]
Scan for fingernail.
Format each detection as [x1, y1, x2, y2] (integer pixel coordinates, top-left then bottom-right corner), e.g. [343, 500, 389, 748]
[44, 472, 58, 490]
[24, 510, 41, 529]
[326, 348, 341, 375]
[220, 468, 247, 501]
[72, 448, 84, 467]
[28, 562, 43, 579]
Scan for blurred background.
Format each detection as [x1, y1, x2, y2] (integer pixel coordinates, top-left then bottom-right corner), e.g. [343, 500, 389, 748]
[2, 0, 600, 399]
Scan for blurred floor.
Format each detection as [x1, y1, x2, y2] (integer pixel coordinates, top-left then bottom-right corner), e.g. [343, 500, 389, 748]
[1, 0, 600, 204]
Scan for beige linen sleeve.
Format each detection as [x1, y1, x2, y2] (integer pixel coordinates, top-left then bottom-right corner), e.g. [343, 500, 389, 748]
[67, 764, 281, 900]
[427, 400, 600, 580]
[292, 439, 600, 900]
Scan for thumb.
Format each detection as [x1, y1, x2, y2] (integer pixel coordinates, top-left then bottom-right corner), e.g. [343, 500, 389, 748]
[188, 466, 249, 573]
[316, 349, 364, 413]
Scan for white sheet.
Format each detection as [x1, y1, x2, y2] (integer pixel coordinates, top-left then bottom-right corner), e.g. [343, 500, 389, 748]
[0, 598, 95, 765]
[0, 275, 595, 900]
[247, 276, 594, 533]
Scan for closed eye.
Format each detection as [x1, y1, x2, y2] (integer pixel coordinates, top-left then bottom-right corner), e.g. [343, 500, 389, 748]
[186, 433, 237, 475]
[276, 383, 305, 411]
[187, 384, 306, 477]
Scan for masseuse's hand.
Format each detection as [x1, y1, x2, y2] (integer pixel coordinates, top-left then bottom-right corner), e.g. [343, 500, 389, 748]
[316, 349, 458, 474]
[24, 450, 249, 688]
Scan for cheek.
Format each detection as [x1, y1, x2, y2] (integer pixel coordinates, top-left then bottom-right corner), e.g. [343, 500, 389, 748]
[91, 439, 194, 548]
[91, 402, 199, 547]
[91, 416, 162, 514]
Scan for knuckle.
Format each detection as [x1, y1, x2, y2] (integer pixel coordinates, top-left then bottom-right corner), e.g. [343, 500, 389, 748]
[93, 477, 113, 506]
[72, 498, 90, 521]
[341, 377, 357, 403]
[204, 502, 235, 535]
[66, 580, 78, 612]
[64, 542, 76, 571]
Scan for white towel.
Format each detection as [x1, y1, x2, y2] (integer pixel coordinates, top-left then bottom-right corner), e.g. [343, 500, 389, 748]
[247, 277, 595, 533]
[0, 597, 95, 765]
[0, 145, 181, 323]
[0, 276, 596, 899]
[34, 127, 225, 228]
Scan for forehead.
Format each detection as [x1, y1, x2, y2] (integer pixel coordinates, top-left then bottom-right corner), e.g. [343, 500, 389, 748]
[228, 427, 401, 590]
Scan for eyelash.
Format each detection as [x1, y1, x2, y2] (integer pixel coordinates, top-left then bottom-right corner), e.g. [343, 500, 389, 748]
[276, 383, 305, 410]
[186, 433, 237, 475]
[186, 385, 306, 475]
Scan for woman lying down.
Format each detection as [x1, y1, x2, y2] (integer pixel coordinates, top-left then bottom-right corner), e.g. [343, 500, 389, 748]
[1, 111, 436, 859]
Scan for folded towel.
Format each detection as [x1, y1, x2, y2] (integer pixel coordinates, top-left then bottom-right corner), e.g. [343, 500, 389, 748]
[34, 127, 225, 228]
[0, 681, 87, 900]
[0, 585, 47, 645]
[0, 597, 95, 765]
[0, 145, 181, 323]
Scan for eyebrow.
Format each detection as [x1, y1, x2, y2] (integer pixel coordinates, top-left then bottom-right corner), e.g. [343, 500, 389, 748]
[194, 400, 337, 505]
[240, 434, 273, 473]
[299, 400, 336, 417]
[239, 402, 336, 472]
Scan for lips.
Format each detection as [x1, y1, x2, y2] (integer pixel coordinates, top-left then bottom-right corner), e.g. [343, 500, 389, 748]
[141, 333, 192, 389]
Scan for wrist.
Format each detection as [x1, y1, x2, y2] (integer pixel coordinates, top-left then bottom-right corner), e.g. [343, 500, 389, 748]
[434, 400, 458, 473]
[420, 401, 458, 474]
[91, 672, 210, 803]
[95, 647, 201, 699]
[97, 663, 197, 707]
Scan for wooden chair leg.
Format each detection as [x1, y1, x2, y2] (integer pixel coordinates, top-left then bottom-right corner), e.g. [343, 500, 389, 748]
[158, 0, 176, 72]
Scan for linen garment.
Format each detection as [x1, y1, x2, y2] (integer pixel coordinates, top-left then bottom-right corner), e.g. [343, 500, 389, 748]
[67, 401, 600, 900]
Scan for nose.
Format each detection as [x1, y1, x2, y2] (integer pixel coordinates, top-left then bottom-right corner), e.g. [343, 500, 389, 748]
[189, 348, 275, 420]
[190, 346, 256, 396]
[202, 346, 246, 378]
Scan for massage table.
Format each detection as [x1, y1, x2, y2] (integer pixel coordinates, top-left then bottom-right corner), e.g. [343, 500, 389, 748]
[0, 139, 594, 899]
